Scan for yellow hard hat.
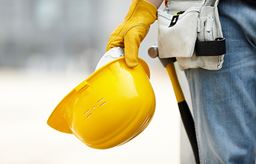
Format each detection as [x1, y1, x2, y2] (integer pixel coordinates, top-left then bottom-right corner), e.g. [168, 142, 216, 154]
[47, 57, 155, 149]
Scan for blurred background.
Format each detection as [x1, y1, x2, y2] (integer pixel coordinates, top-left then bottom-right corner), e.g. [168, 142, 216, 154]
[0, 0, 195, 163]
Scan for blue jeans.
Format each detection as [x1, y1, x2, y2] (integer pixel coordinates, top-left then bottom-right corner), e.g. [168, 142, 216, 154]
[185, 0, 256, 163]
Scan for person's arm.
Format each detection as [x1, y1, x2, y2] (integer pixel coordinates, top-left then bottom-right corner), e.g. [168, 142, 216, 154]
[148, 0, 163, 8]
[106, 0, 163, 67]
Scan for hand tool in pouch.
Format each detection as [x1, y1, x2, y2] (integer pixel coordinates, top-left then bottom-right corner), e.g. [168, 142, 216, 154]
[148, 47, 200, 164]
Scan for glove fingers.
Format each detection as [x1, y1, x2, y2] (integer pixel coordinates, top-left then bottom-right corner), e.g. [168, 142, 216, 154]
[124, 26, 147, 67]
[106, 37, 124, 51]
[106, 25, 125, 51]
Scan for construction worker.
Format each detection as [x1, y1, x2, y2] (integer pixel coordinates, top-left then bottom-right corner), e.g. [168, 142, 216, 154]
[106, 0, 256, 163]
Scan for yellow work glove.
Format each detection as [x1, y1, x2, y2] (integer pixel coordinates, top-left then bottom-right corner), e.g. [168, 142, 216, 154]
[106, 0, 157, 67]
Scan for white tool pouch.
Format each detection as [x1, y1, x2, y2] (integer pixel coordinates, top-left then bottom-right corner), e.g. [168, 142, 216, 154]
[158, 0, 226, 70]
[158, 7, 200, 58]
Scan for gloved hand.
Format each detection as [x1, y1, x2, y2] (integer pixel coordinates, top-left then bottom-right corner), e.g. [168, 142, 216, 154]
[106, 0, 157, 67]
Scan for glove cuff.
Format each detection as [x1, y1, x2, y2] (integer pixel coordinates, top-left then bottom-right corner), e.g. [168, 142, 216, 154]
[125, 0, 157, 25]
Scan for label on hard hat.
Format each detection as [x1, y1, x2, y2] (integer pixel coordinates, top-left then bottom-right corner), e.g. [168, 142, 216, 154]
[95, 47, 124, 70]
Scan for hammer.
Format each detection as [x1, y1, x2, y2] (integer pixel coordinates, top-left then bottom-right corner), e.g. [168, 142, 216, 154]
[148, 46, 200, 164]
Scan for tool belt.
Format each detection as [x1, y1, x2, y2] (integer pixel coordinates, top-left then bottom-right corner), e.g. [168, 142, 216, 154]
[157, 0, 226, 70]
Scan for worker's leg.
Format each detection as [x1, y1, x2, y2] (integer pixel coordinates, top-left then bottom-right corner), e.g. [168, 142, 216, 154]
[184, 0, 256, 163]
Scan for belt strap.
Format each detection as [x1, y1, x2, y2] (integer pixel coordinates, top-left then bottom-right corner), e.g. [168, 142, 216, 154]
[196, 38, 226, 56]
